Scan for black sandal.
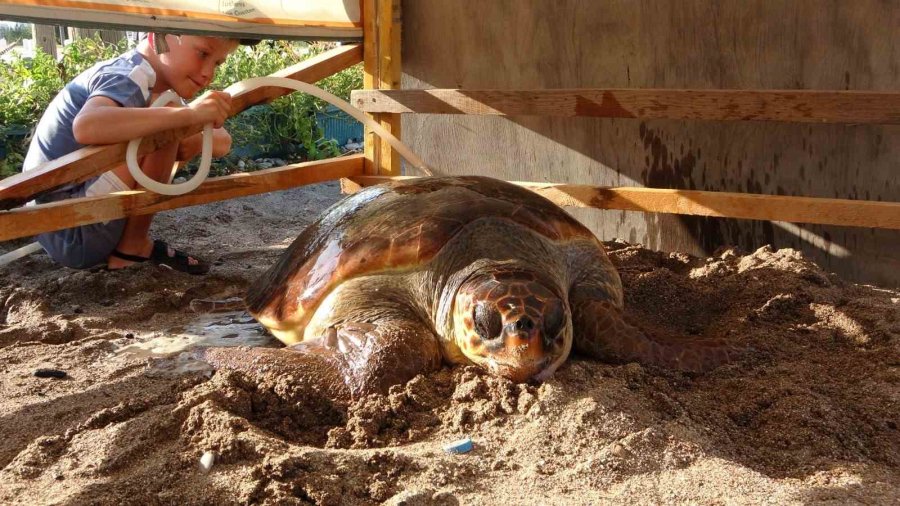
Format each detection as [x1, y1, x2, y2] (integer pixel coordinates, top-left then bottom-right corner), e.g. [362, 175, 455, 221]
[111, 240, 210, 275]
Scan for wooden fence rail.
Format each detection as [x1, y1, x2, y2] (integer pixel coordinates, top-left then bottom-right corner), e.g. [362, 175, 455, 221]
[350, 88, 900, 124]
[0, 43, 363, 210]
[0, 155, 363, 242]
[343, 176, 900, 230]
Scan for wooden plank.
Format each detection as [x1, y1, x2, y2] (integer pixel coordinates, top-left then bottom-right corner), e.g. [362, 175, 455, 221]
[378, 0, 402, 176]
[401, 0, 900, 287]
[362, 0, 378, 174]
[0, 2, 362, 41]
[344, 176, 900, 230]
[350, 88, 900, 124]
[0, 43, 363, 210]
[0, 155, 364, 242]
[31, 24, 57, 59]
[362, 0, 402, 175]
[338, 177, 364, 194]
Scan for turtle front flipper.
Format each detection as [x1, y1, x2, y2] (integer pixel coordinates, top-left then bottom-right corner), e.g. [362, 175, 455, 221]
[200, 314, 443, 404]
[570, 298, 739, 373]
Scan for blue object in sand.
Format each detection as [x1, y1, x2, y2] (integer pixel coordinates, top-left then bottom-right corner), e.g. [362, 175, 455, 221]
[443, 437, 474, 454]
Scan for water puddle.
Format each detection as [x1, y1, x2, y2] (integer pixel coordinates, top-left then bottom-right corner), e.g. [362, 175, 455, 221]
[115, 310, 277, 376]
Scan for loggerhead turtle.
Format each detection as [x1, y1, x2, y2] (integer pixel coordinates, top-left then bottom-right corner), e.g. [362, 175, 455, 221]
[203, 176, 735, 402]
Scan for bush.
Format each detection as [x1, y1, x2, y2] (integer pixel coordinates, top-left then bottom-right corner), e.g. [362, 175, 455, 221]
[210, 41, 361, 164]
[0, 37, 362, 177]
[0, 35, 129, 176]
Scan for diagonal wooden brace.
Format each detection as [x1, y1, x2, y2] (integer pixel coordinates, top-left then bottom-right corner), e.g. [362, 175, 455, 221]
[0, 43, 362, 210]
[0, 155, 364, 242]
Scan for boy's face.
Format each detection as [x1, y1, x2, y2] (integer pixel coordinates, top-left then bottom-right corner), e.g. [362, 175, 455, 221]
[157, 35, 239, 98]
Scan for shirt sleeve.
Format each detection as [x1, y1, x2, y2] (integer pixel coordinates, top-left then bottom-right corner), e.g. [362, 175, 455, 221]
[87, 71, 149, 109]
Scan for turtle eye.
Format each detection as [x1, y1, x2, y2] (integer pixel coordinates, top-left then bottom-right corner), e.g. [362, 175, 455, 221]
[474, 302, 503, 342]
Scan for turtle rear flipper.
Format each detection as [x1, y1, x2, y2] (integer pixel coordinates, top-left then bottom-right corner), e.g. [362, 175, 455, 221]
[200, 314, 443, 403]
[571, 299, 741, 373]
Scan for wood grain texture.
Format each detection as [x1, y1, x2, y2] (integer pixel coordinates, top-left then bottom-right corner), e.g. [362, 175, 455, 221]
[0, 156, 364, 242]
[0, 5, 363, 40]
[400, 0, 900, 286]
[345, 175, 900, 230]
[362, 0, 378, 173]
[352, 88, 900, 124]
[362, 0, 402, 175]
[0, 43, 363, 210]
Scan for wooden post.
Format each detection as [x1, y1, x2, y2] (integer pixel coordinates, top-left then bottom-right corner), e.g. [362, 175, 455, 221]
[363, 0, 402, 175]
[71, 27, 127, 46]
[31, 24, 57, 59]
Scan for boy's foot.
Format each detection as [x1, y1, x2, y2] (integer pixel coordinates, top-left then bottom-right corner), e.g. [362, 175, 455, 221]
[108, 240, 209, 275]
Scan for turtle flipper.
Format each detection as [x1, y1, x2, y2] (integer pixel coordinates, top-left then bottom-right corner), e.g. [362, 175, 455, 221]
[199, 345, 356, 419]
[200, 316, 443, 402]
[570, 299, 739, 373]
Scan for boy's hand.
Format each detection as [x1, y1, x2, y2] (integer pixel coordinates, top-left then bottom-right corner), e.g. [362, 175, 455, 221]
[189, 90, 232, 128]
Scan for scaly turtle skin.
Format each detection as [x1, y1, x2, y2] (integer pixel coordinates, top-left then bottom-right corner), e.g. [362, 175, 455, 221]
[204, 176, 735, 402]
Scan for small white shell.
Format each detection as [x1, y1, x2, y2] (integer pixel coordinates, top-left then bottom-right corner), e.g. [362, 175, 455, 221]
[199, 451, 216, 473]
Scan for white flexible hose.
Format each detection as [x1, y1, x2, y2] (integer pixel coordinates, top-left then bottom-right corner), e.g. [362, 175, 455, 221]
[2, 79, 433, 266]
[0, 241, 43, 267]
[224, 77, 433, 175]
[126, 90, 214, 195]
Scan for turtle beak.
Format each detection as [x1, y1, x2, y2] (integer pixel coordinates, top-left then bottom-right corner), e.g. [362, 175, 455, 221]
[485, 356, 550, 383]
[502, 327, 544, 362]
[502, 315, 564, 363]
[483, 317, 566, 382]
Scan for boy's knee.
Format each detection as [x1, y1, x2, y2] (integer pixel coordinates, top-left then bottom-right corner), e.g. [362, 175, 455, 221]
[37, 218, 126, 270]
[135, 143, 180, 182]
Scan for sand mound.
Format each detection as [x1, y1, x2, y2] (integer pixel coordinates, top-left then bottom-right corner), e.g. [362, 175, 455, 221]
[0, 182, 897, 505]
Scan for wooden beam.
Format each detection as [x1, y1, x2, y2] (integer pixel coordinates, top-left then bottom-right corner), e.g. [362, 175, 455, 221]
[0, 4, 362, 41]
[349, 88, 900, 124]
[0, 43, 363, 210]
[31, 24, 57, 59]
[363, 0, 402, 175]
[342, 176, 900, 230]
[362, 0, 378, 174]
[0, 155, 364, 242]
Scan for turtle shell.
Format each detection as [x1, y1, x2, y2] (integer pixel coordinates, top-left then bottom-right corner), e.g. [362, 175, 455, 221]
[246, 176, 597, 331]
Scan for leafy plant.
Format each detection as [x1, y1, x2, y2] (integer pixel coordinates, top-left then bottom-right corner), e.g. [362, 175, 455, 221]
[0, 34, 130, 173]
[0, 23, 31, 43]
[0, 36, 362, 177]
[209, 40, 362, 164]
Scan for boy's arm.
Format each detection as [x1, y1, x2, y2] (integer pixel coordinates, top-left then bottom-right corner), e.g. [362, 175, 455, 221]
[177, 128, 233, 161]
[72, 90, 232, 146]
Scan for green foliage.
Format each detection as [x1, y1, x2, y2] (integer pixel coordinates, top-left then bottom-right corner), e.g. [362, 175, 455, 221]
[209, 41, 362, 163]
[0, 35, 130, 173]
[0, 36, 362, 177]
[0, 139, 23, 178]
[0, 23, 31, 43]
[58, 35, 131, 82]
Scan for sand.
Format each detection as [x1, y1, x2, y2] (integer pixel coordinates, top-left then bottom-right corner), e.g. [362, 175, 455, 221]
[0, 181, 898, 505]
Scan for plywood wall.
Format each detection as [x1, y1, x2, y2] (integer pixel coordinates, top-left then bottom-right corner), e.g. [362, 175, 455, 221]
[400, 0, 900, 287]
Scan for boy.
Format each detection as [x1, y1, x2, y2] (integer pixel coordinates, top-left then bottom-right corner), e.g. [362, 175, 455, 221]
[23, 32, 242, 274]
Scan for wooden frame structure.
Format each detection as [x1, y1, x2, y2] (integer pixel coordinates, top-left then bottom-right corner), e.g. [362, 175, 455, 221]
[1, 0, 899, 246]
[0, 43, 366, 239]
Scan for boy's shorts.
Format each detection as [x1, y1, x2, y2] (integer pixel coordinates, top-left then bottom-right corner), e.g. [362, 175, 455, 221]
[36, 172, 130, 269]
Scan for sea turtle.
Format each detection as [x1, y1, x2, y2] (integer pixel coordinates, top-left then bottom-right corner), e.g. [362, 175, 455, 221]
[203, 176, 735, 403]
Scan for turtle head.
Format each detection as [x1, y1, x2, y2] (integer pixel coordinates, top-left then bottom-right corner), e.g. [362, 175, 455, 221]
[452, 267, 572, 382]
